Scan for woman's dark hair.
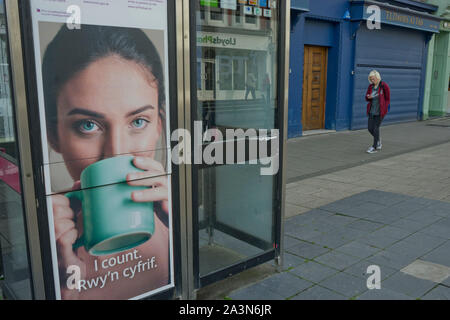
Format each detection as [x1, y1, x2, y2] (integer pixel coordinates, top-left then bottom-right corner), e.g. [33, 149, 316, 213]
[42, 24, 165, 140]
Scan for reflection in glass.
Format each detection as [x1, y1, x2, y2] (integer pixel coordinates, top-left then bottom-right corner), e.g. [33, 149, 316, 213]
[0, 3, 33, 299]
[194, 1, 279, 278]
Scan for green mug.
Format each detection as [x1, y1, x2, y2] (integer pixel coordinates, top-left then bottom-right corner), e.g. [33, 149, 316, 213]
[66, 155, 154, 256]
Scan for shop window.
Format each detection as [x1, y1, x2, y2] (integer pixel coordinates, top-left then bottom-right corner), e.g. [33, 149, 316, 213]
[210, 7, 224, 21]
[231, 4, 260, 30]
[233, 58, 246, 90]
[218, 57, 232, 90]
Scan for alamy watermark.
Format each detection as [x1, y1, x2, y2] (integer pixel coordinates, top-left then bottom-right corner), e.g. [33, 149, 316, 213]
[66, 5, 81, 30]
[366, 265, 381, 290]
[367, 5, 381, 30]
[171, 121, 280, 176]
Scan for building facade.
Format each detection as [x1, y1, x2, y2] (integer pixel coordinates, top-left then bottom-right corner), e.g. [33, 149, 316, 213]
[422, 0, 450, 119]
[288, 0, 442, 138]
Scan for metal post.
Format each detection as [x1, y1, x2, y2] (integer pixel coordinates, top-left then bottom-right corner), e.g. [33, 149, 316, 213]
[276, 0, 291, 272]
[177, 0, 196, 300]
[5, 0, 46, 300]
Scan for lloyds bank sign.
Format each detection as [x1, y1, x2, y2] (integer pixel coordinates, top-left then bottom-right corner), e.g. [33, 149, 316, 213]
[197, 31, 270, 51]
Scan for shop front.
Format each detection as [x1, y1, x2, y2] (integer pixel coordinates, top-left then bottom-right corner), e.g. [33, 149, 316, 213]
[350, 0, 441, 129]
[0, 0, 290, 300]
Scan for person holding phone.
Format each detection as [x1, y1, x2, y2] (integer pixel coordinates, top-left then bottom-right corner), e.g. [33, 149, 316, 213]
[42, 24, 170, 299]
[365, 70, 390, 154]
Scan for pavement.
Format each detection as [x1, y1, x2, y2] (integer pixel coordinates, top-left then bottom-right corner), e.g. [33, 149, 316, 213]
[2, 117, 450, 300]
[198, 116, 450, 300]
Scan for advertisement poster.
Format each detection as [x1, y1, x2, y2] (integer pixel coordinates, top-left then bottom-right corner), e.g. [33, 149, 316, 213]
[29, 0, 173, 300]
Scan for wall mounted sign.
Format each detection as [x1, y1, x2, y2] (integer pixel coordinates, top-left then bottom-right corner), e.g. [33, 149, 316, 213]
[351, 0, 441, 33]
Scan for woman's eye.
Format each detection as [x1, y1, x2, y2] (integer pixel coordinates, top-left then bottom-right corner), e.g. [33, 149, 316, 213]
[75, 120, 100, 134]
[131, 118, 150, 129]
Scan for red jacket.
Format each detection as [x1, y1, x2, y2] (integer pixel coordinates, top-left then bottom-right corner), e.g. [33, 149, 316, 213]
[365, 81, 390, 118]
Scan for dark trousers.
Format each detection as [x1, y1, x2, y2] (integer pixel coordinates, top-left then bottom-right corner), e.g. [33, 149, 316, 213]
[368, 115, 382, 148]
[245, 86, 255, 100]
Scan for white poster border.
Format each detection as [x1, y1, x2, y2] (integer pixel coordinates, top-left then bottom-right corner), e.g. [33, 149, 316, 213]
[29, 0, 174, 300]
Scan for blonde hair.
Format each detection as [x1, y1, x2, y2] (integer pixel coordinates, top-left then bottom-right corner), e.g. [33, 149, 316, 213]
[368, 70, 381, 83]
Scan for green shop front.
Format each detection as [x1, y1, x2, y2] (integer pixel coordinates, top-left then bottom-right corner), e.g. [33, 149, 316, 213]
[423, 1, 450, 119]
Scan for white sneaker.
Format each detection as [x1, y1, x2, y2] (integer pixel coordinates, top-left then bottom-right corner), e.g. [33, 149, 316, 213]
[367, 146, 377, 154]
[377, 141, 382, 150]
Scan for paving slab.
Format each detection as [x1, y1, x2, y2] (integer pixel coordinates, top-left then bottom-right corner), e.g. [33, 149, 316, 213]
[284, 235, 304, 249]
[287, 209, 334, 226]
[318, 272, 368, 299]
[286, 241, 331, 260]
[401, 232, 447, 251]
[368, 225, 412, 241]
[357, 288, 414, 300]
[279, 252, 307, 271]
[419, 224, 450, 239]
[314, 251, 362, 271]
[308, 232, 354, 250]
[257, 272, 314, 298]
[346, 219, 385, 232]
[290, 285, 347, 300]
[401, 260, 450, 283]
[368, 250, 418, 270]
[343, 260, 397, 281]
[335, 241, 382, 259]
[421, 285, 450, 300]
[385, 240, 437, 259]
[390, 218, 429, 233]
[289, 261, 339, 283]
[381, 272, 437, 299]
[421, 241, 450, 267]
[228, 283, 285, 300]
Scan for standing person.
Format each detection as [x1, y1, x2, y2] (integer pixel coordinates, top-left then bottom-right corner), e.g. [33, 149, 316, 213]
[245, 72, 256, 100]
[365, 70, 390, 154]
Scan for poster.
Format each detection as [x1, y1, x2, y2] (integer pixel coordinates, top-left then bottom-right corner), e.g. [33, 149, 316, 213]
[29, 0, 173, 300]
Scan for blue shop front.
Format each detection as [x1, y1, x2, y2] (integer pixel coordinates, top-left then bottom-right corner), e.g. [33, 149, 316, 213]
[288, 0, 441, 138]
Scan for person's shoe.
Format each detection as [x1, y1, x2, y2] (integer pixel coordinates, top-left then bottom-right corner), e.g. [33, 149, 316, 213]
[377, 141, 382, 150]
[367, 146, 377, 154]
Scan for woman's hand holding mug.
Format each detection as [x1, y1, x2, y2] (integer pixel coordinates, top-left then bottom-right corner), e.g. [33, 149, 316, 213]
[127, 156, 169, 215]
[52, 182, 86, 300]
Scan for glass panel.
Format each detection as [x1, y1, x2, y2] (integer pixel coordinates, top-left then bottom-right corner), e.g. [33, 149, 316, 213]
[194, 0, 279, 278]
[0, 2, 33, 299]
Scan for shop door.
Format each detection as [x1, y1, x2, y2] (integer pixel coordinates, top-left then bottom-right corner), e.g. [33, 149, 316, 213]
[302, 45, 327, 131]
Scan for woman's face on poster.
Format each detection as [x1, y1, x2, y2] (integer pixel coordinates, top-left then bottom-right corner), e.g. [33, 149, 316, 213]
[51, 55, 162, 181]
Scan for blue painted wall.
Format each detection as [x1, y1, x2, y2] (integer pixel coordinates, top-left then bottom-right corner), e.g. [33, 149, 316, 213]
[288, 0, 434, 138]
[288, 0, 354, 138]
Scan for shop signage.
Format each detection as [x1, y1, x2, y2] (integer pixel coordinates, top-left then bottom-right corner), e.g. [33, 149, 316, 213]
[29, 0, 174, 300]
[201, 0, 219, 8]
[197, 31, 270, 50]
[351, 1, 441, 33]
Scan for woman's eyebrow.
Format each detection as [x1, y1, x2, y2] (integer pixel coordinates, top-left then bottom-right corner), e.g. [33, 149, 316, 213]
[126, 105, 155, 117]
[67, 108, 105, 118]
